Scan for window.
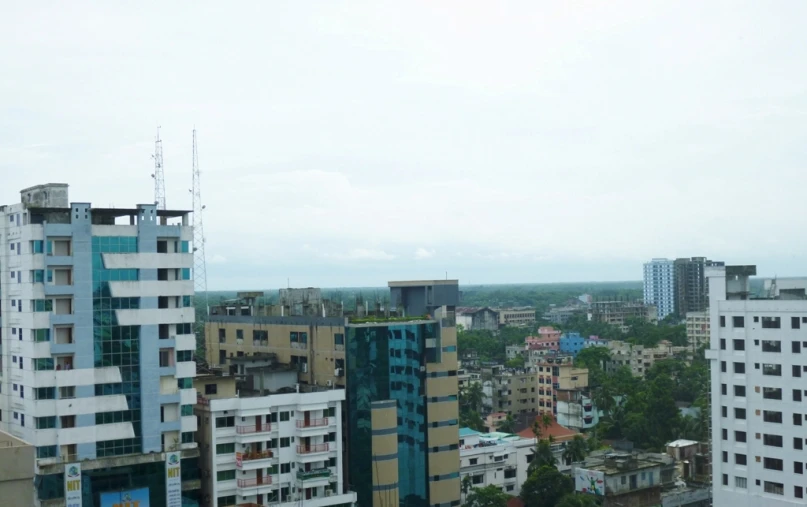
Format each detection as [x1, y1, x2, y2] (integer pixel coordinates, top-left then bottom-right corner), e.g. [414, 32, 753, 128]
[720, 338, 726, 350]
[762, 317, 781, 329]
[215, 443, 235, 454]
[735, 476, 747, 489]
[762, 340, 781, 353]
[280, 411, 290, 422]
[280, 437, 290, 448]
[59, 386, 75, 399]
[205, 384, 217, 395]
[720, 316, 726, 327]
[734, 408, 746, 420]
[733, 339, 745, 351]
[721, 361, 726, 373]
[795, 437, 803, 450]
[763, 411, 782, 423]
[236, 329, 243, 340]
[796, 462, 804, 474]
[217, 495, 236, 507]
[763, 434, 783, 447]
[734, 385, 746, 397]
[722, 474, 728, 486]
[797, 486, 804, 499]
[218, 329, 226, 343]
[793, 317, 801, 329]
[177, 378, 192, 389]
[734, 362, 745, 374]
[735, 431, 746, 442]
[33, 299, 53, 312]
[763, 387, 782, 400]
[764, 481, 784, 495]
[721, 384, 727, 395]
[33, 329, 50, 342]
[216, 470, 236, 481]
[722, 451, 728, 463]
[722, 428, 728, 440]
[735, 453, 747, 465]
[795, 365, 803, 378]
[36, 416, 56, 429]
[35, 387, 55, 400]
[795, 389, 803, 402]
[181, 405, 193, 416]
[334, 333, 344, 345]
[281, 463, 291, 474]
[37, 446, 57, 459]
[177, 350, 193, 362]
[215, 416, 234, 428]
[721, 406, 728, 418]
[764, 457, 784, 471]
[763, 363, 782, 376]
[34, 358, 54, 371]
[794, 342, 802, 354]
[794, 414, 802, 426]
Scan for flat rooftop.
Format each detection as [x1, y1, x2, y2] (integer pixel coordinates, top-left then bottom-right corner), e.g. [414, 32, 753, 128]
[27, 206, 190, 217]
[388, 280, 459, 287]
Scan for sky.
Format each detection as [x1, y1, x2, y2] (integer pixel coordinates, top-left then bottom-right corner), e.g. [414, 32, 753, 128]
[2, 1, 807, 289]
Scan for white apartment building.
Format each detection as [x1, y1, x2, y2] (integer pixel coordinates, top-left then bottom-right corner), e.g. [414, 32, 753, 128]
[0, 184, 199, 506]
[195, 372, 356, 507]
[644, 258, 676, 320]
[706, 265, 807, 506]
[459, 428, 533, 502]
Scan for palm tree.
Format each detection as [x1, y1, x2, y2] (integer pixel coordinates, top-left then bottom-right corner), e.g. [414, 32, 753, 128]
[527, 439, 558, 475]
[460, 475, 473, 500]
[541, 413, 554, 432]
[562, 435, 588, 465]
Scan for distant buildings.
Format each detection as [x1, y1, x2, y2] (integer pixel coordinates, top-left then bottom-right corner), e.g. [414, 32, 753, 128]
[643, 256, 723, 319]
[685, 311, 710, 350]
[543, 305, 585, 325]
[456, 307, 500, 332]
[590, 300, 658, 332]
[571, 451, 677, 506]
[706, 265, 807, 506]
[560, 332, 586, 357]
[644, 258, 677, 320]
[496, 308, 537, 327]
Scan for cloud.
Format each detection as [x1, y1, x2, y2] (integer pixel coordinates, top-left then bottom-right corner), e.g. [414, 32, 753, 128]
[208, 254, 228, 264]
[327, 249, 396, 261]
[414, 248, 435, 260]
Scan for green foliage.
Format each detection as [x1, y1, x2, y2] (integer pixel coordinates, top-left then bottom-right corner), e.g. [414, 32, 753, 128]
[464, 485, 510, 507]
[505, 355, 525, 368]
[520, 466, 574, 507]
[459, 282, 642, 314]
[459, 383, 486, 431]
[624, 318, 687, 347]
[528, 439, 557, 475]
[562, 435, 589, 465]
[556, 493, 601, 507]
[458, 329, 506, 363]
[496, 414, 517, 434]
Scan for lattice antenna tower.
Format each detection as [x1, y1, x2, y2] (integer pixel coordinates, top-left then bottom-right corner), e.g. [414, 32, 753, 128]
[151, 127, 166, 210]
[191, 129, 209, 352]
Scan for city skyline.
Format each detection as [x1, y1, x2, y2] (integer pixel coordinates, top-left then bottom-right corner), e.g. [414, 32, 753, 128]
[4, 2, 807, 288]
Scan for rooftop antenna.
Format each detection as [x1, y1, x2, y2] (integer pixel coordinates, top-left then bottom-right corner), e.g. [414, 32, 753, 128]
[191, 128, 209, 355]
[151, 126, 166, 210]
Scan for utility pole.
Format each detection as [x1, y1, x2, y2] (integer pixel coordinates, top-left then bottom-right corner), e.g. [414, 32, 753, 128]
[191, 129, 209, 355]
[151, 127, 166, 210]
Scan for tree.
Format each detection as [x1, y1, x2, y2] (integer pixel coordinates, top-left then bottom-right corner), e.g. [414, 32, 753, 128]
[527, 439, 557, 475]
[562, 435, 588, 465]
[497, 414, 516, 434]
[464, 485, 510, 507]
[556, 493, 600, 507]
[460, 382, 485, 416]
[520, 466, 574, 507]
[505, 355, 525, 368]
[461, 475, 473, 499]
[460, 410, 487, 433]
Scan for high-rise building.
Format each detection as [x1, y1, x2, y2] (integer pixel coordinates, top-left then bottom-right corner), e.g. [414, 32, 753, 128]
[346, 303, 460, 507]
[674, 257, 722, 316]
[643, 258, 676, 319]
[706, 264, 807, 506]
[0, 184, 200, 506]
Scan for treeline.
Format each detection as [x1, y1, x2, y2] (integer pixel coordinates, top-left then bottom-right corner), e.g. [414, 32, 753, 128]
[460, 282, 642, 313]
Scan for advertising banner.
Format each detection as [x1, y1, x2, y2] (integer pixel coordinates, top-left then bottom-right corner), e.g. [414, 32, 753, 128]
[165, 451, 182, 507]
[64, 462, 82, 507]
[100, 487, 150, 507]
[575, 468, 605, 496]
[236, 451, 243, 469]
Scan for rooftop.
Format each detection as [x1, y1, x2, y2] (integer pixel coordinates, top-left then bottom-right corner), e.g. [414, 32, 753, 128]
[666, 439, 699, 448]
[388, 279, 459, 287]
[516, 415, 580, 442]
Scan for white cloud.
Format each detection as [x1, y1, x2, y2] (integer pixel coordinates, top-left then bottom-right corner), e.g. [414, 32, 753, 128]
[414, 248, 435, 260]
[208, 254, 228, 264]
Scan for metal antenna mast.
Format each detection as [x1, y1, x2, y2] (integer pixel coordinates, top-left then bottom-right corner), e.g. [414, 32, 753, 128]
[191, 129, 209, 354]
[151, 127, 166, 210]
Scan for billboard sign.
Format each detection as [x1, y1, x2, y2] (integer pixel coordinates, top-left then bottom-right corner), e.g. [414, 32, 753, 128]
[235, 451, 243, 469]
[65, 463, 82, 507]
[100, 487, 150, 507]
[165, 452, 182, 507]
[575, 468, 605, 496]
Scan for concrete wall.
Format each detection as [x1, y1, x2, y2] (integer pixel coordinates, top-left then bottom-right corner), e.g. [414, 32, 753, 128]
[0, 431, 34, 506]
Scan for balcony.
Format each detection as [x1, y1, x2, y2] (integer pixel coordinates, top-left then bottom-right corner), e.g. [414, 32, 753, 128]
[296, 418, 328, 429]
[297, 443, 330, 455]
[237, 476, 273, 489]
[237, 423, 272, 435]
[296, 468, 332, 482]
[237, 450, 274, 469]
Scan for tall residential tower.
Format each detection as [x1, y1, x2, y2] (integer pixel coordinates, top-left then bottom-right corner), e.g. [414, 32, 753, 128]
[643, 258, 676, 320]
[0, 184, 200, 506]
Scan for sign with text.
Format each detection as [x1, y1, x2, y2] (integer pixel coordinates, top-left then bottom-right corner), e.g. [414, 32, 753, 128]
[100, 487, 149, 507]
[64, 462, 82, 507]
[165, 452, 182, 507]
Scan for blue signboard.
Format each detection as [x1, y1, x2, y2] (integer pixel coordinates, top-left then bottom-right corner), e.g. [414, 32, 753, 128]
[100, 487, 150, 507]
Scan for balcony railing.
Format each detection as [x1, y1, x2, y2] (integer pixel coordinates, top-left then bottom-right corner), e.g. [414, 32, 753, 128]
[242, 450, 274, 462]
[296, 418, 328, 428]
[297, 468, 331, 481]
[237, 477, 273, 488]
[297, 443, 330, 454]
[237, 423, 272, 434]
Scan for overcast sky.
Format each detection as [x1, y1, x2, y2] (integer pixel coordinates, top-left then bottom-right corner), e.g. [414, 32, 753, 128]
[2, 2, 806, 289]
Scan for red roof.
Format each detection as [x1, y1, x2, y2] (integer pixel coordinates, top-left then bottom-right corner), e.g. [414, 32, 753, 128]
[516, 415, 580, 442]
[507, 498, 526, 507]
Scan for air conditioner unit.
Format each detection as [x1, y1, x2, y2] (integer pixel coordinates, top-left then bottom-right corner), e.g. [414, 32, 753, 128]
[326, 380, 332, 387]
